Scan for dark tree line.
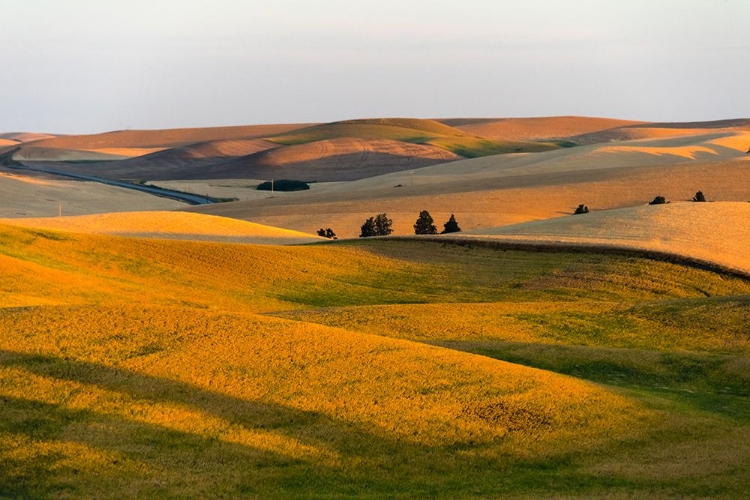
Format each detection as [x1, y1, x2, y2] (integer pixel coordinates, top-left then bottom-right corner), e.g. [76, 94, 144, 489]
[357, 211, 462, 237]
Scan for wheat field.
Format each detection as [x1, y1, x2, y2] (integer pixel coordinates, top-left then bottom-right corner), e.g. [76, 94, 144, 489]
[1, 221, 749, 497]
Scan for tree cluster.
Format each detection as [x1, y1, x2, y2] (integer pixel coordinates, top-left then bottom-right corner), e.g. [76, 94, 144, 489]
[573, 204, 589, 214]
[357, 211, 462, 237]
[360, 213, 393, 237]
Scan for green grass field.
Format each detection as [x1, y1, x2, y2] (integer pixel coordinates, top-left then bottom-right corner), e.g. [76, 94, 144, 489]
[1, 229, 749, 498]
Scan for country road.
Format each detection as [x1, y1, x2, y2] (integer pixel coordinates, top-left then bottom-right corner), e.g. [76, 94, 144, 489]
[12, 162, 215, 205]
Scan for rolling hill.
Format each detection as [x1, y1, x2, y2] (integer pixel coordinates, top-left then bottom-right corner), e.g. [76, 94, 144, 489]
[459, 202, 750, 277]
[0, 211, 320, 244]
[186, 129, 750, 238]
[8, 118, 570, 182]
[1, 220, 749, 498]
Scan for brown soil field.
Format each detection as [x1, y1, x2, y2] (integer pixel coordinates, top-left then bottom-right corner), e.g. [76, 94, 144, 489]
[14, 147, 133, 162]
[54, 139, 283, 180]
[216, 137, 462, 182]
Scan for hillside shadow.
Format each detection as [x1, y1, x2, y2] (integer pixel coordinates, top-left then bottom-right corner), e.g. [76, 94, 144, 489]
[0, 347, 729, 498]
[0, 348, 543, 498]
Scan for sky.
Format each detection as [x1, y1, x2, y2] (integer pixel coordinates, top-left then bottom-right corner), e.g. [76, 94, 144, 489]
[1, 0, 748, 134]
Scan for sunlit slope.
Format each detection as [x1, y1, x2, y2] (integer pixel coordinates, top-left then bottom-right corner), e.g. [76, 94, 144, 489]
[2, 228, 750, 496]
[188, 131, 750, 237]
[440, 116, 642, 141]
[217, 137, 462, 182]
[0, 304, 644, 498]
[0, 212, 320, 244]
[25, 123, 312, 150]
[0, 226, 661, 497]
[571, 118, 750, 145]
[0, 132, 56, 143]
[270, 118, 564, 158]
[462, 202, 750, 276]
[0, 139, 18, 148]
[91, 138, 282, 180]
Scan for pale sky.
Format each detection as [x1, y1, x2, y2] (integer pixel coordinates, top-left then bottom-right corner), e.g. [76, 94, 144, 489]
[1, 0, 748, 134]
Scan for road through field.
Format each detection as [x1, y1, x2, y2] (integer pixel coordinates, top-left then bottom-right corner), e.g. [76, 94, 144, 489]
[12, 162, 215, 205]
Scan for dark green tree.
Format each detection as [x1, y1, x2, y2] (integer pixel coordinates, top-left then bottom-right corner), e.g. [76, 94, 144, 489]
[359, 217, 377, 237]
[413, 210, 438, 235]
[360, 213, 393, 237]
[574, 204, 589, 214]
[441, 214, 461, 234]
[374, 213, 393, 236]
[693, 191, 706, 202]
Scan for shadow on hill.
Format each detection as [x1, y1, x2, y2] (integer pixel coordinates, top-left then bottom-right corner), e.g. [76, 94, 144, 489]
[0, 348, 602, 498]
[438, 341, 750, 422]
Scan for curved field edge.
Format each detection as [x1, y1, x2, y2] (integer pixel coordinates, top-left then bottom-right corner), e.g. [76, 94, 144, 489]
[393, 235, 750, 280]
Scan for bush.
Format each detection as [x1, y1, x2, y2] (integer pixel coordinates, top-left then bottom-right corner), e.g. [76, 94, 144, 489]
[573, 204, 589, 214]
[317, 228, 337, 239]
[649, 196, 668, 205]
[256, 180, 310, 192]
[413, 210, 438, 235]
[693, 191, 706, 202]
[441, 214, 461, 234]
[360, 213, 393, 237]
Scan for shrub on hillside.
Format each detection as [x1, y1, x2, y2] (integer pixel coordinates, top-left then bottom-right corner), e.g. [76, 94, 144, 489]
[414, 210, 438, 235]
[317, 228, 337, 239]
[441, 214, 461, 234]
[693, 191, 706, 202]
[256, 180, 310, 192]
[649, 196, 668, 205]
[573, 204, 589, 214]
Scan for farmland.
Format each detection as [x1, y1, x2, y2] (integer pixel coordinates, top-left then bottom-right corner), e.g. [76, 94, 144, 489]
[1, 223, 749, 498]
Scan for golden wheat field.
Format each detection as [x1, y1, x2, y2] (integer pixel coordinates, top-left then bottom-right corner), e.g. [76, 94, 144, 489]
[1, 216, 749, 498]
[0, 211, 321, 244]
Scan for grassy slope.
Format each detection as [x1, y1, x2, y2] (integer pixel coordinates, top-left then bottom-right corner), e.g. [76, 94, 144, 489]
[1, 230, 749, 498]
[269, 119, 563, 158]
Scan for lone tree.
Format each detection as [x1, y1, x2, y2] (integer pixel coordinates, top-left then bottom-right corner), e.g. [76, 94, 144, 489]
[360, 213, 393, 237]
[693, 191, 706, 202]
[317, 228, 337, 239]
[649, 196, 668, 205]
[574, 204, 590, 214]
[413, 210, 438, 235]
[441, 214, 461, 234]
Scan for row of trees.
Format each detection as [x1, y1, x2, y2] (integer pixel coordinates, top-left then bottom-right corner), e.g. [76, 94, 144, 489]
[575, 191, 708, 214]
[358, 211, 462, 238]
[328, 189, 712, 238]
